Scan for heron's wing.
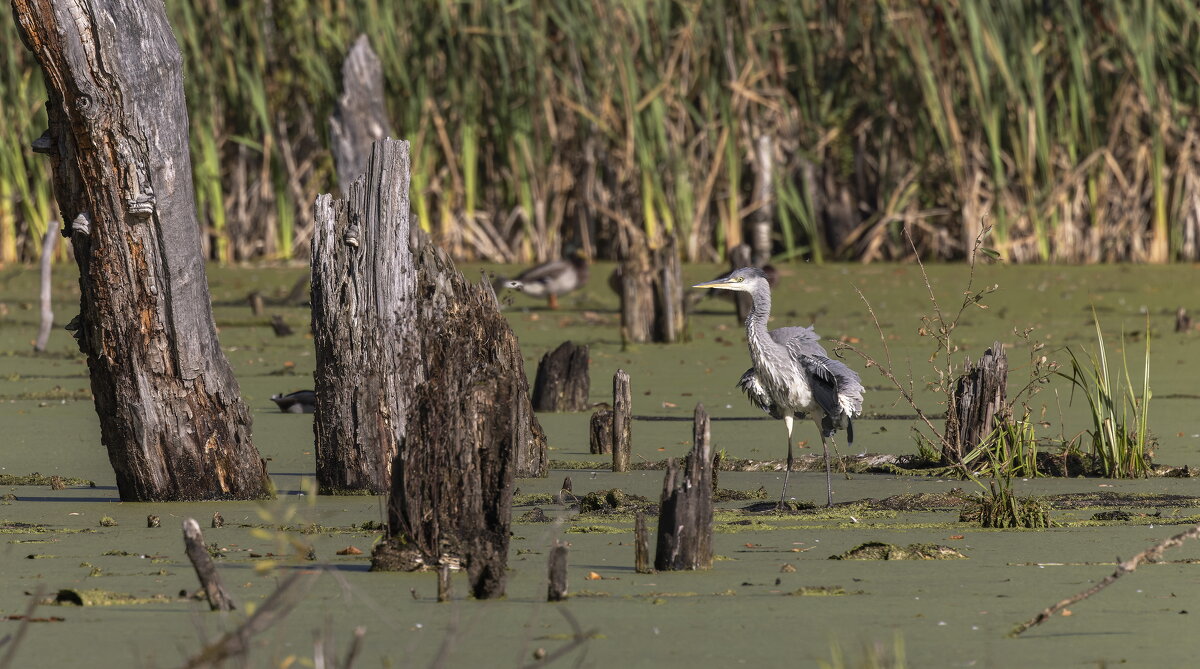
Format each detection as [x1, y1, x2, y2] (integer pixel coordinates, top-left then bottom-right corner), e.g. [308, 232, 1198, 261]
[737, 368, 782, 419]
[770, 325, 830, 358]
[795, 353, 865, 425]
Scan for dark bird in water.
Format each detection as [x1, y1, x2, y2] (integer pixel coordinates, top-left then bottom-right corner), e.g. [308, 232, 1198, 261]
[271, 390, 316, 413]
[498, 251, 589, 310]
[692, 267, 864, 508]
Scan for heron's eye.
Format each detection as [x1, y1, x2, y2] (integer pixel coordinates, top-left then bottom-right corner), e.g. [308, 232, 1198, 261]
[734, 276, 744, 282]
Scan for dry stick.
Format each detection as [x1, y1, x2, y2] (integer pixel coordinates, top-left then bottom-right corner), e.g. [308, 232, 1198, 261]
[437, 563, 452, 603]
[517, 607, 598, 669]
[34, 220, 59, 352]
[182, 518, 236, 611]
[547, 541, 569, 602]
[612, 369, 631, 472]
[181, 572, 318, 669]
[0, 585, 44, 669]
[1011, 522, 1200, 637]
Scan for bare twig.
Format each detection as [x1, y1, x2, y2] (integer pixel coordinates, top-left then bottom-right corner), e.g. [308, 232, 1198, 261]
[1011, 523, 1200, 637]
[518, 607, 597, 669]
[182, 571, 319, 669]
[182, 518, 236, 611]
[0, 586, 44, 669]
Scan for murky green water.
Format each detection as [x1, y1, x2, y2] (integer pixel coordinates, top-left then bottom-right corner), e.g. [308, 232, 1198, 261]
[1, 260, 1199, 667]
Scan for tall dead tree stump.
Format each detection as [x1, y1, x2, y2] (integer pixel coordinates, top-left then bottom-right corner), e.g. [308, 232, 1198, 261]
[314, 140, 547, 495]
[612, 369, 632, 472]
[654, 404, 714, 571]
[589, 407, 613, 455]
[531, 341, 589, 412]
[943, 342, 1008, 467]
[329, 35, 392, 194]
[615, 229, 686, 344]
[13, 0, 270, 501]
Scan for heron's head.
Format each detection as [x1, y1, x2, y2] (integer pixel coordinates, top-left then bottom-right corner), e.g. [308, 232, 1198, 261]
[692, 266, 769, 293]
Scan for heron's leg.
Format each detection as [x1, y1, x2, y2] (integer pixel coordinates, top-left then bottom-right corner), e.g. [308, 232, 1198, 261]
[779, 415, 795, 509]
[548, 294, 559, 310]
[821, 433, 834, 508]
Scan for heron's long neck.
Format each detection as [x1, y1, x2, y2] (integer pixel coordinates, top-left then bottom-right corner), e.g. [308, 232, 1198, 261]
[745, 287, 779, 361]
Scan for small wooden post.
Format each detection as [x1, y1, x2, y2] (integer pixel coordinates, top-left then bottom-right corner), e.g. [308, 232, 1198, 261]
[589, 407, 613, 455]
[531, 341, 590, 412]
[247, 292, 265, 316]
[612, 370, 632, 472]
[182, 518, 235, 611]
[34, 220, 59, 352]
[437, 563, 451, 603]
[944, 342, 1008, 467]
[211, 511, 224, 528]
[547, 541, 569, 602]
[147, 514, 160, 528]
[1176, 307, 1191, 333]
[654, 406, 715, 571]
[634, 511, 652, 574]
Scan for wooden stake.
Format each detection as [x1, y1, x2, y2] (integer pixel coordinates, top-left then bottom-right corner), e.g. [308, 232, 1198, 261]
[437, 563, 451, 603]
[547, 541, 569, 602]
[634, 511, 652, 574]
[211, 511, 224, 528]
[944, 342, 1008, 467]
[182, 518, 235, 611]
[147, 514, 160, 528]
[612, 370, 631, 473]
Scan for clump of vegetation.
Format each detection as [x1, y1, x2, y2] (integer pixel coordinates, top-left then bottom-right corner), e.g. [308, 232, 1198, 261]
[1060, 312, 1154, 478]
[830, 542, 967, 561]
[98, 516, 117, 527]
[820, 633, 906, 669]
[578, 489, 653, 514]
[959, 480, 1053, 529]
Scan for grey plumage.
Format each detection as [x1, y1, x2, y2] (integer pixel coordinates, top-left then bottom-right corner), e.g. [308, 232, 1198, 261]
[693, 266, 864, 507]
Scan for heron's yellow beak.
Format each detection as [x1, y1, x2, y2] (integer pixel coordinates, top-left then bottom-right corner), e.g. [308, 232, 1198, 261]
[691, 278, 734, 290]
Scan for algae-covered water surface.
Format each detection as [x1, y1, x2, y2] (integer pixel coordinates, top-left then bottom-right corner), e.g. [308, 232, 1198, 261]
[2, 261, 1200, 667]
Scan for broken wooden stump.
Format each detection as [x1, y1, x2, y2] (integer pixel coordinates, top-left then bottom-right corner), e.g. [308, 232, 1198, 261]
[547, 541, 569, 602]
[944, 342, 1008, 467]
[147, 514, 160, 528]
[270, 315, 294, 337]
[1177, 307, 1191, 333]
[247, 292, 265, 316]
[634, 511, 652, 574]
[183, 518, 235, 611]
[616, 229, 686, 344]
[531, 341, 590, 412]
[211, 511, 224, 528]
[612, 369, 632, 472]
[589, 406, 613, 455]
[654, 404, 714, 571]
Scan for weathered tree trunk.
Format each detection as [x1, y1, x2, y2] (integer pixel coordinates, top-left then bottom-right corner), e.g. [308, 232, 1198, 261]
[589, 407, 613, 455]
[311, 139, 416, 494]
[12, 0, 270, 501]
[728, 244, 755, 322]
[34, 219, 59, 352]
[654, 404, 714, 571]
[748, 135, 774, 267]
[531, 341, 590, 412]
[616, 229, 686, 344]
[612, 369, 632, 472]
[943, 342, 1008, 467]
[369, 236, 547, 598]
[329, 35, 393, 195]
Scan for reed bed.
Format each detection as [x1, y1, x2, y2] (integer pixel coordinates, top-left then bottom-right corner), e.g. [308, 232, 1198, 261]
[2, 0, 1199, 265]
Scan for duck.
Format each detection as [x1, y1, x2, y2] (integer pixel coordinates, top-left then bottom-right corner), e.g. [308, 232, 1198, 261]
[499, 250, 589, 310]
[271, 390, 316, 414]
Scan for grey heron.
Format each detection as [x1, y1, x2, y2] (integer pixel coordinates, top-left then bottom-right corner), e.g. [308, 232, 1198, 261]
[498, 250, 589, 310]
[692, 267, 864, 507]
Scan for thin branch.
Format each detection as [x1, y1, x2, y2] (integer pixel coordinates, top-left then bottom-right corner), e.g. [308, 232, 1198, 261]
[1010, 522, 1200, 637]
[0, 586, 44, 669]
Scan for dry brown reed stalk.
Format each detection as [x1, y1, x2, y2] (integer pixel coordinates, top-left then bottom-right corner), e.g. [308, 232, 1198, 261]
[1010, 522, 1200, 637]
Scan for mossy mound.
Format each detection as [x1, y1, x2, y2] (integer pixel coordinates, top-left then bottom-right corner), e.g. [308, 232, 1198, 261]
[830, 541, 967, 561]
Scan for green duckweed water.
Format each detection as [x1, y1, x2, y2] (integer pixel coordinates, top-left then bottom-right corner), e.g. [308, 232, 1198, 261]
[1, 261, 1199, 667]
